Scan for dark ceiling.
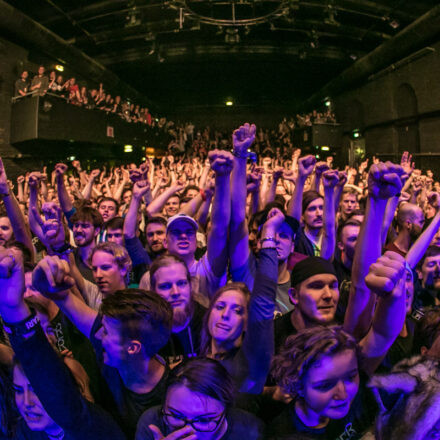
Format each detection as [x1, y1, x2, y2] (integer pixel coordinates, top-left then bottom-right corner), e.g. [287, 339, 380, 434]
[5, 0, 440, 111]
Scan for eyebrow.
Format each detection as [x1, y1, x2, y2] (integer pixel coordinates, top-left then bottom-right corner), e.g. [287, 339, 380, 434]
[167, 406, 218, 417]
[311, 368, 358, 384]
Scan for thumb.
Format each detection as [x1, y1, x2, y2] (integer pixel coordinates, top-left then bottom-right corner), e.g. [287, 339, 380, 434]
[148, 425, 164, 440]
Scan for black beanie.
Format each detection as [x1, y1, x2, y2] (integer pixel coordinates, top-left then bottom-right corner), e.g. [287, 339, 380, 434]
[291, 256, 337, 287]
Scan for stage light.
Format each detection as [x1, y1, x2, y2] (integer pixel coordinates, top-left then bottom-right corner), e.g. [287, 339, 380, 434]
[124, 145, 133, 153]
[225, 100, 233, 106]
[55, 65, 64, 72]
[325, 100, 331, 107]
[321, 146, 330, 151]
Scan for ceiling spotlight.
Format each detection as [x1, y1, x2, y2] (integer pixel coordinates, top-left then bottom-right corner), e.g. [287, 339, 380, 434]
[389, 19, 400, 29]
[55, 64, 64, 72]
[225, 100, 233, 106]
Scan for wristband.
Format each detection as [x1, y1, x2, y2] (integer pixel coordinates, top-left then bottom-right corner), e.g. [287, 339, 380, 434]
[3, 311, 39, 337]
[200, 189, 207, 201]
[52, 243, 73, 255]
[232, 150, 258, 163]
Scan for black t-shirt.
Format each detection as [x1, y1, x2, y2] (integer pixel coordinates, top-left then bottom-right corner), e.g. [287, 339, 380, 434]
[73, 247, 95, 283]
[49, 310, 106, 404]
[135, 406, 265, 440]
[266, 373, 376, 439]
[90, 314, 169, 438]
[332, 257, 352, 324]
[274, 311, 298, 353]
[159, 301, 206, 365]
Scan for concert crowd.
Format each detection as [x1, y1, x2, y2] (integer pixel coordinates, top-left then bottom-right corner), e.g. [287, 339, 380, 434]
[0, 119, 439, 440]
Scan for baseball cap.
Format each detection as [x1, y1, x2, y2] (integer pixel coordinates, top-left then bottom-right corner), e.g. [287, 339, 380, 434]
[167, 214, 199, 232]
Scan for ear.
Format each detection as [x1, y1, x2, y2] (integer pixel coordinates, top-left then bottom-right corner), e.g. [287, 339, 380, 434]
[119, 266, 128, 278]
[163, 236, 168, 249]
[290, 240, 295, 254]
[126, 340, 142, 355]
[337, 240, 344, 251]
[288, 287, 298, 305]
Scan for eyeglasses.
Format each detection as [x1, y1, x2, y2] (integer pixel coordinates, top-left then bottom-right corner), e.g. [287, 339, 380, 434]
[162, 408, 225, 432]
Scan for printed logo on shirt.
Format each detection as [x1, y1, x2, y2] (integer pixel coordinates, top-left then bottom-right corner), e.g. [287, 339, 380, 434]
[336, 423, 357, 440]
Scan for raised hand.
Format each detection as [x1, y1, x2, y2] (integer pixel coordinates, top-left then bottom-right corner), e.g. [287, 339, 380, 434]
[0, 158, 10, 195]
[271, 167, 284, 181]
[247, 169, 263, 193]
[428, 191, 440, 209]
[262, 207, 285, 236]
[365, 251, 406, 298]
[209, 150, 234, 176]
[297, 155, 316, 180]
[32, 204, 66, 250]
[0, 248, 24, 310]
[282, 169, 297, 183]
[336, 171, 348, 188]
[148, 424, 196, 440]
[89, 169, 100, 180]
[32, 255, 75, 297]
[71, 160, 81, 170]
[28, 172, 44, 188]
[322, 169, 339, 189]
[132, 180, 150, 201]
[400, 151, 414, 176]
[232, 123, 256, 155]
[314, 161, 330, 177]
[54, 163, 68, 177]
[17, 175, 25, 184]
[367, 161, 404, 200]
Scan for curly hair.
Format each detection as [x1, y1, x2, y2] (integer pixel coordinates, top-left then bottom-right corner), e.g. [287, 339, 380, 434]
[271, 325, 359, 398]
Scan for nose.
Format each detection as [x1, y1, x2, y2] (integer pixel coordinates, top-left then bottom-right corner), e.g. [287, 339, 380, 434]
[334, 380, 347, 400]
[170, 284, 180, 297]
[322, 285, 333, 299]
[221, 307, 231, 320]
[95, 268, 103, 278]
[23, 388, 35, 408]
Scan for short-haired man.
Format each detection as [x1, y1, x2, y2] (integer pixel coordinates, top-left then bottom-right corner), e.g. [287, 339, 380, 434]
[339, 189, 358, 223]
[70, 206, 103, 282]
[105, 216, 124, 247]
[98, 197, 119, 223]
[31, 254, 172, 438]
[274, 256, 340, 349]
[15, 71, 29, 97]
[415, 246, 440, 308]
[30, 66, 49, 97]
[385, 202, 425, 257]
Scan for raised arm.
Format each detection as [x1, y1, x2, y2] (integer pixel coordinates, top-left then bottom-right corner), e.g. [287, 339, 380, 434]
[241, 208, 281, 393]
[55, 163, 73, 214]
[344, 162, 404, 339]
[206, 150, 233, 278]
[229, 123, 256, 272]
[124, 180, 150, 240]
[360, 251, 406, 375]
[406, 193, 440, 269]
[81, 169, 100, 200]
[32, 256, 97, 338]
[146, 181, 184, 217]
[287, 155, 316, 221]
[0, 159, 34, 260]
[320, 170, 338, 261]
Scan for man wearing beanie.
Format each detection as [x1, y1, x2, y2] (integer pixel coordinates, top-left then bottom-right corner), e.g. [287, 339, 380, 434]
[274, 256, 339, 350]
